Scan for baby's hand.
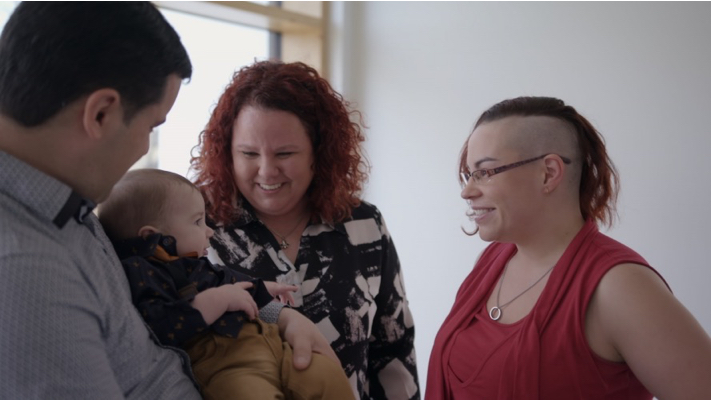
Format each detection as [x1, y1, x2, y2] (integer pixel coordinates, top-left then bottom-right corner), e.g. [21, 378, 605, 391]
[220, 281, 259, 320]
[191, 281, 259, 324]
[264, 281, 298, 306]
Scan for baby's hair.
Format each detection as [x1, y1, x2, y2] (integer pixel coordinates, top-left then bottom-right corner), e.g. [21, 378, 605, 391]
[98, 169, 198, 242]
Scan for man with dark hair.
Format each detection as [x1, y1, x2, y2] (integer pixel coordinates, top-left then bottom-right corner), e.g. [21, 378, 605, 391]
[0, 2, 338, 399]
[0, 2, 193, 128]
[0, 3, 200, 398]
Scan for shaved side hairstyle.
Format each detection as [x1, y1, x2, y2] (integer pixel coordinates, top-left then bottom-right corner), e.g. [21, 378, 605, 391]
[459, 96, 619, 228]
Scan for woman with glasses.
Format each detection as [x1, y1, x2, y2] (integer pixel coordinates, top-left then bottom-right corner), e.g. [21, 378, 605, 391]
[190, 61, 420, 400]
[426, 96, 711, 399]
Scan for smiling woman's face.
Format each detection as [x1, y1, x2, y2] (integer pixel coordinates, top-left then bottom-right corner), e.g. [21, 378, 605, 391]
[231, 106, 314, 220]
[461, 116, 545, 243]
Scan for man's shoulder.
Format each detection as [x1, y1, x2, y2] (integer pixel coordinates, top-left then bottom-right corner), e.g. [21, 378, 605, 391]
[0, 198, 82, 303]
[0, 195, 64, 257]
[0, 194, 111, 283]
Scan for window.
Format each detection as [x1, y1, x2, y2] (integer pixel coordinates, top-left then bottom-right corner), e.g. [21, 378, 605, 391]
[0, 2, 18, 29]
[147, 2, 328, 178]
[139, 7, 272, 177]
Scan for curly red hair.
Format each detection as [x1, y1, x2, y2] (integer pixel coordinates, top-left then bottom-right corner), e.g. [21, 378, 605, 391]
[190, 60, 369, 226]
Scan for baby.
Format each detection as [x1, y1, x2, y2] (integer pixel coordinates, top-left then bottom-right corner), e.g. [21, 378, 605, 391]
[99, 168, 353, 400]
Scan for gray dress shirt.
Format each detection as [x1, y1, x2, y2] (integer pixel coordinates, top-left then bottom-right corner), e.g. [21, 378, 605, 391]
[0, 150, 201, 399]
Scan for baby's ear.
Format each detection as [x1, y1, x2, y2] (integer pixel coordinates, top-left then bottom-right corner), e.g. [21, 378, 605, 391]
[138, 225, 161, 239]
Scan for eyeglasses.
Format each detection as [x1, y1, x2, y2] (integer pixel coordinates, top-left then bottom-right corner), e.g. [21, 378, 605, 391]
[460, 154, 571, 186]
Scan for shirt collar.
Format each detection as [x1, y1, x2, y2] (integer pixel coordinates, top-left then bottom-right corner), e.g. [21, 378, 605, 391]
[228, 200, 348, 235]
[113, 233, 178, 260]
[0, 150, 95, 229]
[52, 191, 96, 228]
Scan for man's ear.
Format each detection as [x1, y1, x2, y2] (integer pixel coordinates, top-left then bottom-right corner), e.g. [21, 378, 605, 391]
[82, 88, 123, 140]
[138, 225, 161, 239]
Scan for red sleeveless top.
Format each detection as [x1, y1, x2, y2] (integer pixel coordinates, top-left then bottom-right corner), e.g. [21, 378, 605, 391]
[426, 221, 658, 400]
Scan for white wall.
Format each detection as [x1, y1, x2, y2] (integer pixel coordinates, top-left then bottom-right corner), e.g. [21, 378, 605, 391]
[331, 1, 711, 391]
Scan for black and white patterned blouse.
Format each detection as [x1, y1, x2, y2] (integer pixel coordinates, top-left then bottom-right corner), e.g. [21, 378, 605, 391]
[208, 201, 420, 400]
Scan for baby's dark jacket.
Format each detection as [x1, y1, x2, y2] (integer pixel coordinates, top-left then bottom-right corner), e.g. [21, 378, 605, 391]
[113, 233, 274, 347]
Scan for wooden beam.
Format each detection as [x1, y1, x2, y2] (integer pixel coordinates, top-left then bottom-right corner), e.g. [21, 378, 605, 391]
[154, 1, 320, 34]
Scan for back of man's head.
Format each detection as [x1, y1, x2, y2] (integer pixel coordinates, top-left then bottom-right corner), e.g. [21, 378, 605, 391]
[0, 2, 192, 127]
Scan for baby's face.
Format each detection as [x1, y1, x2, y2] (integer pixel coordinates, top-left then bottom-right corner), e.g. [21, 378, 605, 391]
[159, 184, 214, 257]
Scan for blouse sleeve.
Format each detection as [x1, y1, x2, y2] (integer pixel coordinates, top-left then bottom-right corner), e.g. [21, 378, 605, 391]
[366, 212, 421, 400]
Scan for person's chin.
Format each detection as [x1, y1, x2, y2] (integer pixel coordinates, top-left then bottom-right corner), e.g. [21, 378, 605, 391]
[252, 199, 293, 217]
[477, 226, 498, 243]
[478, 233, 496, 243]
[251, 204, 275, 216]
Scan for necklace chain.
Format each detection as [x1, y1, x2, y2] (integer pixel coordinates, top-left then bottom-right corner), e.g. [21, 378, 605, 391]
[489, 261, 555, 321]
[262, 214, 308, 250]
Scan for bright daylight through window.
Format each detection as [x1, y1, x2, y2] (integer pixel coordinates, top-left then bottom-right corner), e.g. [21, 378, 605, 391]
[139, 7, 270, 178]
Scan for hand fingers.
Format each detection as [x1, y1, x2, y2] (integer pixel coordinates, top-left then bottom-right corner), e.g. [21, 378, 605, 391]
[238, 296, 258, 320]
[280, 292, 296, 306]
[249, 297, 259, 320]
[273, 283, 298, 294]
[312, 341, 340, 366]
[290, 337, 313, 370]
[234, 281, 254, 290]
[227, 283, 258, 320]
[290, 334, 340, 370]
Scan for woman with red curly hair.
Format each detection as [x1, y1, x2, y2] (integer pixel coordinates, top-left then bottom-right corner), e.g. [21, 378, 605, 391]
[427, 97, 711, 399]
[191, 61, 419, 400]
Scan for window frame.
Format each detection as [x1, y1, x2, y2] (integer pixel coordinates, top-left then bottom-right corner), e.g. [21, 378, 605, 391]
[154, 1, 329, 76]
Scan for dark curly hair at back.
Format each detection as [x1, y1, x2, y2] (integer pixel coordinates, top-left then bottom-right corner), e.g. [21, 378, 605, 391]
[190, 60, 369, 226]
[459, 96, 619, 229]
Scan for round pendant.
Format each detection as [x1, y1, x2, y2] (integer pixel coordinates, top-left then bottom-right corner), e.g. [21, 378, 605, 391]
[280, 240, 289, 250]
[489, 306, 502, 321]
